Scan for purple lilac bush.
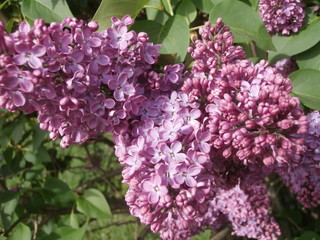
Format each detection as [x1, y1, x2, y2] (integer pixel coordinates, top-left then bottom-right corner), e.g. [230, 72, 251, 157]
[0, 15, 319, 240]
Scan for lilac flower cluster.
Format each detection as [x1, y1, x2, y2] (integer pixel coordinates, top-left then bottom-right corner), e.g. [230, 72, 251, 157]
[184, 20, 308, 170]
[1, 15, 319, 240]
[277, 111, 320, 208]
[0, 16, 161, 147]
[116, 89, 217, 240]
[211, 183, 281, 240]
[259, 0, 305, 35]
[114, 19, 289, 240]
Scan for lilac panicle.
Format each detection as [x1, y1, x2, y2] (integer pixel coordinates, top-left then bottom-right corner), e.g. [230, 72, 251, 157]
[0, 16, 161, 147]
[259, 0, 305, 35]
[277, 111, 320, 208]
[212, 184, 280, 240]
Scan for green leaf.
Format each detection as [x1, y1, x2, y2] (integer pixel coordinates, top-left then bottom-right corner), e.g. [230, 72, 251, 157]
[21, 0, 73, 23]
[54, 224, 87, 240]
[145, 0, 169, 24]
[248, 0, 259, 8]
[42, 177, 75, 207]
[92, 0, 149, 31]
[161, 0, 173, 16]
[290, 69, 320, 110]
[25, 191, 44, 213]
[70, 210, 79, 229]
[192, 230, 211, 240]
[7, 223, 31, 240]
[146, 8, 169, 24]
[131, 20, 163, 43]
[10, 120, 24, 143]
[32, 127, 46, 152]
[0, 191, 19, 231]
[209, 0, 275, 51]
[158, 15, 190, 62]
[296, 42, 320, 71]
[6, 19, 15, 33]
[132, 16, 189, 62]
[191, 0, 215, 13]
[176, 0, 197, 24]
[296, 231, 320, 240]
[268, 17, 320, 63]
[145, 0, 163, 10]
[76, 188, 112, 219]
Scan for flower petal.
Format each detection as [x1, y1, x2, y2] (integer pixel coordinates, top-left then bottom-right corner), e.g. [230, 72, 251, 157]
[28, 56, 42, 69]
[13, 54, 28, 66]
[148, 191, 159, 204]
[185, 176, 197, 187]
[11, 91, 26, 106]
[31, 44, 46, 57]
[142, 180, 153, 192]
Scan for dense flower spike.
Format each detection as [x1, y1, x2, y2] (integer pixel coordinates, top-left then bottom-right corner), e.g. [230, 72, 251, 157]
[277, 111, 320, 208]
[212, 184, 281, 240]
[259, 0, 305, 35]
[117, 90, 217, 240]
[0, 16, 161, 147]
[184, 20, 308, 170]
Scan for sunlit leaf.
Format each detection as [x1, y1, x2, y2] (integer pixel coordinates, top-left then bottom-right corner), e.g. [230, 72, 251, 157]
[132, 16, 189, 62]
[21, 0, 73, 23]
[290, 69, 320, 110]
[176, 0, 197, 24]
[268, 17, 320, 63]
[76, 188, 112, 219]
[296, 41, 320, 71]
[209, 0, 275, 51]
[7, 223, 31, 240]
[92, 0, 149, 31]
[161, 0, 173, 15]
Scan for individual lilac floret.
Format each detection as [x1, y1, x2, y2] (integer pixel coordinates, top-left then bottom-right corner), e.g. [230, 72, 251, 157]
[259, 0, 305, 35]
[13, 43, 46, 69]
[141, 174, 168, 204]
[274, 57, 298, 77]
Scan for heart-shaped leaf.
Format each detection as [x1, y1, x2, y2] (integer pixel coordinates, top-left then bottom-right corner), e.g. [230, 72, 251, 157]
[290, 69, 320, 110]
[268, 17, 320, 63]
[132, 15, 189, 62]
[76, 188, 112, 219]
[209, 0, 275, 51]
[21, 0, 73, 23]
[92, 0, 149, 31]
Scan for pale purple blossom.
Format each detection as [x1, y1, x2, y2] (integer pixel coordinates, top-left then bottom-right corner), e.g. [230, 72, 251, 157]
[142, 174, 168, 204]
[13, 43, 46, 69]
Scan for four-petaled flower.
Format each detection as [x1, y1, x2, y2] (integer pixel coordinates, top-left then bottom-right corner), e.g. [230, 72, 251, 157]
[13, 43, 46, 69]
[142, 174, 168, 204]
